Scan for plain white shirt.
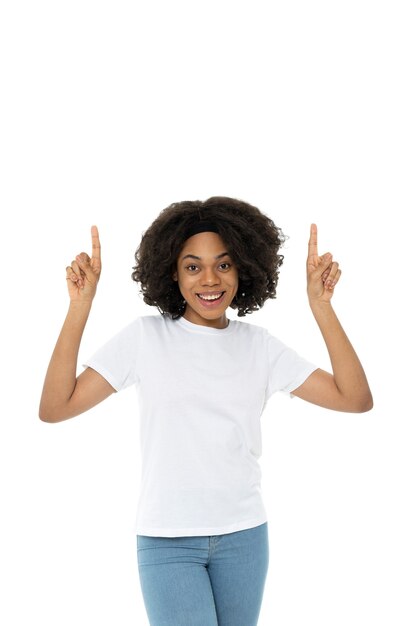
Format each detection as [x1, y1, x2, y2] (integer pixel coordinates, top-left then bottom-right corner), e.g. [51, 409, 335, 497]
[84, 314, 318, 537]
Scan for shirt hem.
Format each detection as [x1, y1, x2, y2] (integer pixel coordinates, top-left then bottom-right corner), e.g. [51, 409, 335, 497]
[135, 515, 268, 537]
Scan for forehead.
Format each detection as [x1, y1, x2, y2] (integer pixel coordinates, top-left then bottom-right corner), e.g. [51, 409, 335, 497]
[180, 231, 227, 252]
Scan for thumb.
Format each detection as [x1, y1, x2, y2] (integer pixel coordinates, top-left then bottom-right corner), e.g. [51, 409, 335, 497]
[311, 252, 332, 275]
[76, 253, 93, 275]
[320, 252, 332, 265]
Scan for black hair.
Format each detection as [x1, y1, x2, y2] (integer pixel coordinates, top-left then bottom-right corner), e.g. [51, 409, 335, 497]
[132, 196, 287, 318]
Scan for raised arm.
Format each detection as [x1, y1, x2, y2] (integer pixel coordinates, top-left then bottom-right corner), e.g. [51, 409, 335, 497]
[39, 226, 115, 423]
[291, 224, 373, 413]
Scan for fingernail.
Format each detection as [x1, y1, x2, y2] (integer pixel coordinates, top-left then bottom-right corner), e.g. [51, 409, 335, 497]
[325, 253, 332, 259]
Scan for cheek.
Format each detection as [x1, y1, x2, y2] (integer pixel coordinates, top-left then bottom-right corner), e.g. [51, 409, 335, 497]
[178, 275, 195, 291]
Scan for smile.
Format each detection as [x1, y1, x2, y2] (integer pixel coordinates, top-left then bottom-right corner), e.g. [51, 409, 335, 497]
[197, 291, 225, 301]
[195, 291, 226, 307]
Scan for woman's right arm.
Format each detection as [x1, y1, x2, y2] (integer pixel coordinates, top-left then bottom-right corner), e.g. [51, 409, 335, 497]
[39, 226, 115, 423]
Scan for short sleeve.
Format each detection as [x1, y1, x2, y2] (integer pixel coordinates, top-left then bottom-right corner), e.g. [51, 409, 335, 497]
[265, 331, 319, 400]
[82, 318, 142, 392]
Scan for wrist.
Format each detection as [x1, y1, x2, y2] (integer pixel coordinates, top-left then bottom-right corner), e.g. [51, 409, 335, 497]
[308, 298, 333, 315]
[68, 299, 93, 314]
[309, 295, 332, 305]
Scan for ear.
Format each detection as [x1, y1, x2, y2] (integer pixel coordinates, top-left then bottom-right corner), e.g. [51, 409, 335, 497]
[172, 272, 178, 281]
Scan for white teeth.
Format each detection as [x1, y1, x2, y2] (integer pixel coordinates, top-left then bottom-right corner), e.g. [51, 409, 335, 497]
[198, 292, 224, 301]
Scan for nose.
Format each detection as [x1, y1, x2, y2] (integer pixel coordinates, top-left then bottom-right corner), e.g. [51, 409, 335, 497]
[200, 267, 220, 286]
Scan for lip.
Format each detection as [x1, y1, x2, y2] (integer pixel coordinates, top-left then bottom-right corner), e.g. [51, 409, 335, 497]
[195, 291, 226, 308]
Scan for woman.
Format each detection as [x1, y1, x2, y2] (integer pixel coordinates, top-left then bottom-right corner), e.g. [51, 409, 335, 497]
[39, 196, 373, 626]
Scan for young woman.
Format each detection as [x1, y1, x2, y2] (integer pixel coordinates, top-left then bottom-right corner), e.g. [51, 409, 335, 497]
[39, 196, 372, 626]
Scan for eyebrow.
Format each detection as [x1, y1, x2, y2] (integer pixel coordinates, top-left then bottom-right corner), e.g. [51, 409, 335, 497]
[181, 252, 230, 261]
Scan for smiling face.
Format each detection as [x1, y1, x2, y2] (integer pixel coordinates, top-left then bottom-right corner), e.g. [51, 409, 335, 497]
[172, 231, 239, 329]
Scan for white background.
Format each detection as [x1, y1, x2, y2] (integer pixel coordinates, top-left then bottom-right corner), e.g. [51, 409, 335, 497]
[1, 1, 416, 624]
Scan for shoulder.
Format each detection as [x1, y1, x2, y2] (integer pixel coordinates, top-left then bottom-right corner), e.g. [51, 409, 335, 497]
[231, 319, 275, 353]
[105, 314, 163, 342]
[233, 319, 287, 348]
[126, 314, 169, 331]
[137, 313, 167, 327]
[232, 319, 268, 336]
[134, 313, 179, 338]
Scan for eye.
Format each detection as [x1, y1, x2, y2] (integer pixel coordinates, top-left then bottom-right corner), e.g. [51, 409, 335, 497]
[186, 264, 198, 272]
[219, 263, 231, 270]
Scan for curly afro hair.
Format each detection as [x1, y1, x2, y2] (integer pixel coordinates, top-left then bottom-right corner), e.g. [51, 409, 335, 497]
[132, 196, 287, 319]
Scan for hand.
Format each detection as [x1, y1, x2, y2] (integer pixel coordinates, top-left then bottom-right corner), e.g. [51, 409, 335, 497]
[306, 223, 341, 305]
[66, 226, 102, 302]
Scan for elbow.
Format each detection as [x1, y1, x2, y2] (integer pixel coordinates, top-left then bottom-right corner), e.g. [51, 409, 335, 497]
[362, 396, 374, 413]
[38, 408, 57, 423]
[39, 395, 55, 422]
[352, 393, 374, 413]
[38, 404, 64, 423]
[39, 402, 76, 423]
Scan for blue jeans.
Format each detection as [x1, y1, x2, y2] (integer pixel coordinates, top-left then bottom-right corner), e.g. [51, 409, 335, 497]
[136, 522, 269, 626]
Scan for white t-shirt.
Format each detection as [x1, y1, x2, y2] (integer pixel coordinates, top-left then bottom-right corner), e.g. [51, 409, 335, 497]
[84, 314, 318, 537]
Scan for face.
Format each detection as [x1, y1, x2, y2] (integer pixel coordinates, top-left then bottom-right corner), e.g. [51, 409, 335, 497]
[172, 231, 239, 329]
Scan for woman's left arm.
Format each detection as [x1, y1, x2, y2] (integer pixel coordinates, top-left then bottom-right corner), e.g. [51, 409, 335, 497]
[291, 224, 373, 413]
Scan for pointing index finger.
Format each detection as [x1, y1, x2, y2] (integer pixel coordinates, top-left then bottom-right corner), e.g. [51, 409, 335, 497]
[91, 225, 101, 261]
[308, 223, 318, 260]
